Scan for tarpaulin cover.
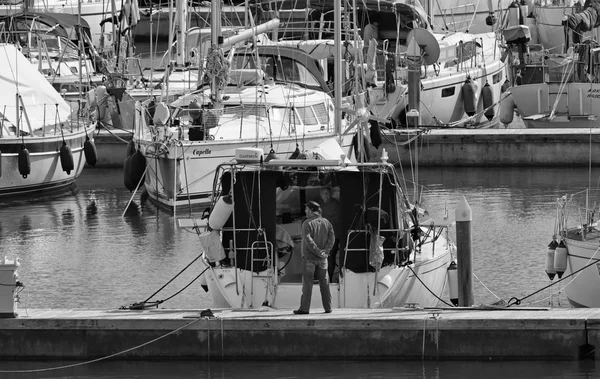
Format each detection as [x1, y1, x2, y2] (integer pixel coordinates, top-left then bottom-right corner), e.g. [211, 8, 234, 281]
[0, 43, 71, 129]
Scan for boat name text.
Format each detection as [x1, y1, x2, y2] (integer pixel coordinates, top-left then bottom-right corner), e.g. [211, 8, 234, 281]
[193, 149, 212, 156]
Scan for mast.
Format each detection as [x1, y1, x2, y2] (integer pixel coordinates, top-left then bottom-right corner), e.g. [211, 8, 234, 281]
[427, 0, 433, 25]
[175, 0, 187, 66]
[210, 0, 221, 105]
[77, 0, 83, 100]
[333, 0, 342, 135]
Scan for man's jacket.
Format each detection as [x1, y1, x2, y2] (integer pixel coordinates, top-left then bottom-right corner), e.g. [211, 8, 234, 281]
[301, 212, 335, 261]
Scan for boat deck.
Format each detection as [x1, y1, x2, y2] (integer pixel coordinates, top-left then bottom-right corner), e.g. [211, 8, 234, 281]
[4, 306, 600, 360]
[566, 227, 600, 243]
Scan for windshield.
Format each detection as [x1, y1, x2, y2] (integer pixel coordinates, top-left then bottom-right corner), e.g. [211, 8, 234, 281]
[230, 53, 321, 88]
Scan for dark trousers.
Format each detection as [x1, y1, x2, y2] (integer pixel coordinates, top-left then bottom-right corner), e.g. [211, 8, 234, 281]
[300, 257, 332, 312]
[327, 239, 339, 281]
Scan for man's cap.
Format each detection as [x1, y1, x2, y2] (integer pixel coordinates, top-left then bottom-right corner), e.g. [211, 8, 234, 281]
[306, 201, 321, 212]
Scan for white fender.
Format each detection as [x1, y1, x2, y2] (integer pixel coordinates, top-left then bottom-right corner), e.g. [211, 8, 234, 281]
[153, 102, 170, 126]
[447, 261, 458, 306]
[208, 195, 234, 230]
[88, 86, 109, 123]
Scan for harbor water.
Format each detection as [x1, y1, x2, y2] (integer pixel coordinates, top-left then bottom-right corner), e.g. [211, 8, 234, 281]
[0, 166, 598, 378]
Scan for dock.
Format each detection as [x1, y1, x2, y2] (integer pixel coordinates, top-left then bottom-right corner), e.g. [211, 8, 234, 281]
[93, 129, 132, 168]
[382, 128, 600, 166]
[91, 128, 600, 169]
[2, 307, 600, 360]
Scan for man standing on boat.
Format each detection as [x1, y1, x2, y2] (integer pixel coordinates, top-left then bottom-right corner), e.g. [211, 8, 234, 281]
[363, 13, 380, 53]
[294, 201, 335, 315]
[363, 13, 380, 87]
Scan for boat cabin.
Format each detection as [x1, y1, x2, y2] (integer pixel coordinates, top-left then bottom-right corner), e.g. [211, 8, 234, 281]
[212, 161, 413, 283]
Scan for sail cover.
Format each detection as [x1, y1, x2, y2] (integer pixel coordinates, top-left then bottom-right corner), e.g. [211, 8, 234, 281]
[565, 0, 600, 32]
[0, 44, 71, 130]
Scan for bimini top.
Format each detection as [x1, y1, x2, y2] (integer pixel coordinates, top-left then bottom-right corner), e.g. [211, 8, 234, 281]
[0, 12, 92, 42]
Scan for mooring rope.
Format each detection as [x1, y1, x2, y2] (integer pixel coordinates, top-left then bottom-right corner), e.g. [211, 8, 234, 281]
[0, 315, 209, 374]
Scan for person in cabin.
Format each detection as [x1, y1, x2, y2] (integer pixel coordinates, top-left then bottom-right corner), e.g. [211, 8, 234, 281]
[363, 13, 381, 87]
[362, 13, 380, 54]
[318, 188, 341, 283]
[294, 201, 335, 315]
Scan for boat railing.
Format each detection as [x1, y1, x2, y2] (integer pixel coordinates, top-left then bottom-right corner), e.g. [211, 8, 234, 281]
[344, 228, 409, 268]
[438, 2, 478, 33]
[221, 227, 276, 277]
[556, 189, 600, 234]
[0, 100, 84, 136]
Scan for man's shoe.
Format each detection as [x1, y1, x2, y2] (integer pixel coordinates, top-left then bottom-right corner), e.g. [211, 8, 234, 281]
[293, 309, 309, 315]
[324, 309, 332, 314]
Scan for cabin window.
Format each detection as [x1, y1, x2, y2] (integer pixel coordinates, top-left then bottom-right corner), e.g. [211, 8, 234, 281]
[271, 106, 301, 127]
[231, 54, 259, 70]
[455, 41, 477, 64]
[223, 105, 268, 118]
[313, 103, 329, 124]
[296, 106, 318, 125]
[296, 63, 321, 87]
[441, 86, 455, 97]
[492, 72, 502, 84]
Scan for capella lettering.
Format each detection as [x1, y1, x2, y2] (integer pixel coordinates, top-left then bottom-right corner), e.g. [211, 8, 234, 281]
[193, 149, 211, 156]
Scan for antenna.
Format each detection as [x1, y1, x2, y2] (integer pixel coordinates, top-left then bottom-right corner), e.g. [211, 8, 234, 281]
[406, 28, 441, 66]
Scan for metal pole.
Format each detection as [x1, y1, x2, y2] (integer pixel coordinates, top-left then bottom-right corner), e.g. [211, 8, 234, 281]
[455, 196, 474, 306]
[333, 0, 342, 136]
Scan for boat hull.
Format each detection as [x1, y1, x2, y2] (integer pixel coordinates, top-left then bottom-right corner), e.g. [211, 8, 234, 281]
[201, 237, 453, 310]
[0, 129, 92, 197]
[562, 235, 600, 308]
[511, 83, 600, 128]
[138, 133, 354, 210]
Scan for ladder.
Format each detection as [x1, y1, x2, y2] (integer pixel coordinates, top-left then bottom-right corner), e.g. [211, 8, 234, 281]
[249, 239, 274, 308]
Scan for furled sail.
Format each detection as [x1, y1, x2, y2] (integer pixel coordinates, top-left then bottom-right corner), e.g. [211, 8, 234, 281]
[564, 0, 600, 33]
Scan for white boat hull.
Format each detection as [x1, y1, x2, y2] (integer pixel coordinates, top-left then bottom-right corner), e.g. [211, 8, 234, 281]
[562, 235, 600, 308]
[510, 83, 600, 128]
[138, 133, 354, 210]
[202, 238, 452, 310]
[0, 129, 92, 197]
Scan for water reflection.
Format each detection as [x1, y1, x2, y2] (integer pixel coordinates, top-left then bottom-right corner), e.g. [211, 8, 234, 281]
[0, 167, 587, 310]
[0, 360, 596, 379]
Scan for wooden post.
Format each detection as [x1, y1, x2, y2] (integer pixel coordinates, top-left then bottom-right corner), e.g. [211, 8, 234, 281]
[455, 196, 473, 306]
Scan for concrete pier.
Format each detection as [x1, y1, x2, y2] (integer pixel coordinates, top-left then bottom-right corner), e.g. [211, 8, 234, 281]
[91, 128, 600, 168]
[2, 307, 600, 360]
[382, 128, 600, 166]
[92, 129, 132, 168]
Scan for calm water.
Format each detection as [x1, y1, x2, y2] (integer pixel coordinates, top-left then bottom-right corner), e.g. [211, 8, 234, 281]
[0, 166, 598, 378]
[0, 166, 579, 310]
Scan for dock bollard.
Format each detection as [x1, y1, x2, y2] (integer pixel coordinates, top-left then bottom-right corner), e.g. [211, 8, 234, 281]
[455, 196, 474, 306]
[0, 257, 20, 318]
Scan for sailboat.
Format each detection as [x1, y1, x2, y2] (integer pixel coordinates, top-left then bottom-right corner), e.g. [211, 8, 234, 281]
[505, 0, 600, 128]
[0, 12, 105, 103]
[0, 0, 123, 52]
[257, 0, 508, 130]
[546, 188, 600, 308]
[190, 0, 456, 311]
[516, 0, 585, 54]
[0, 43, 95, 197]
[122, 0, 355, 211]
